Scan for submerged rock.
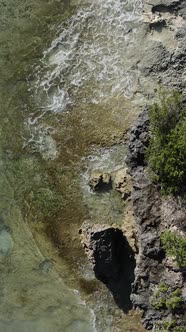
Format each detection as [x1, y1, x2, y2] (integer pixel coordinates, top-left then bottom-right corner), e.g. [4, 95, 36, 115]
[0, 227, 14, 257]
[89, 167, 131, 199]
[39, 259, 53, 274]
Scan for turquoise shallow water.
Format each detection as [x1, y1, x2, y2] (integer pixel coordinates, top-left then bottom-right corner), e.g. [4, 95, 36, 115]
[0, 1, 146, 331]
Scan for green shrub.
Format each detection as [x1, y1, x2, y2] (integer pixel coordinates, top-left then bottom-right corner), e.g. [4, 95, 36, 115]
[147, 90, 186, 194]
[152, 296, 166, 310]
[156, 320, 186, 332]
[161, 319, 176, 331]
[151, 283, 184, 313]
[174, 327, 186, 332]
[151, 283, 168, 310]
[161, 231, 186, 268]
[156, 319, 186, 332]
[166, 296, 184, 310]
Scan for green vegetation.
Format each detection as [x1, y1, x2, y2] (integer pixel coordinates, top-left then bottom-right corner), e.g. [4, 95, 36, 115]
[147, 90, 186, 195]
[154, 282, 169, 296]
[174, 328, 186, 332]
[166, 294, 183, 310]
[151, 283, 184, 312]
[161, 231, 186, 268]
[159, 319, 176, 331]
[152, 282, 168, 309]
[156, 319, 186, 332]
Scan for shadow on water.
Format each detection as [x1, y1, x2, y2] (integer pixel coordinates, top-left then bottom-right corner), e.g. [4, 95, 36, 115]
[92, 228, 136, 313]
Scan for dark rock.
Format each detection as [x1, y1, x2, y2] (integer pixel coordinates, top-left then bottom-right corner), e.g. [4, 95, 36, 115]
[126, 108, 185, 329]
[149, 19, 166, 31]
[80, 224, 135, 312]
[126, 107, 150, 171]
[144, 0, 182, 12]
[138, 42, 171, 76]
[92, 228, 125, 281]
[152, 2, 181, 14]
[140, 231, 165, 260]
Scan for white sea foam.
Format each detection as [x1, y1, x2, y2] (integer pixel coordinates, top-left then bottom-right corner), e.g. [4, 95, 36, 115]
[35, 0, 143, 113]
[26, 0, 143, 161]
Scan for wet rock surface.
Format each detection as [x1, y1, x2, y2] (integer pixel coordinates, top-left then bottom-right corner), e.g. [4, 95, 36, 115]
[126, 108, 186, 329]
[112, 168, 131, 200]
[89, 167, 131, 200]
[89, 170, 112, 192]
[144, 0, 182, 11]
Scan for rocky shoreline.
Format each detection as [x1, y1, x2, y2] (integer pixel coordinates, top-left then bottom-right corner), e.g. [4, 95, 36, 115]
[128, 2, 186, 328]
[82, 108, 185, 330]
[126, 107, 185, 330]
[126, 1, 186, 329]
[80, 0, 186, 330]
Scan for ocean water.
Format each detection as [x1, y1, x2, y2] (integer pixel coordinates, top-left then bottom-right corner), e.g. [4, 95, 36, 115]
[0, 0, 146, 331]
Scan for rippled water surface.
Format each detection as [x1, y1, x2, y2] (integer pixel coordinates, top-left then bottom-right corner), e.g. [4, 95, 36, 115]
[0, 0, 146, 331]
[34, 0, 143, 111]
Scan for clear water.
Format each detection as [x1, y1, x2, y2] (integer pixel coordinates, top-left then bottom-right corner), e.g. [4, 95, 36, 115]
[0, 0, 146, 331]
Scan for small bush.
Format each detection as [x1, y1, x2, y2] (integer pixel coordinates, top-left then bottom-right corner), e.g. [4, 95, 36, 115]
[174, 327, 186, 332]
[152, 296, 166, 310]
[161, 231, 186, 268]
[147, 90, 186, 194]
[151, 283, 184, 313]
[156, 282, 169, 295]
[155, 319, 186, 332]
[166, 296, 184, 310]
[161, 319, 176, 331]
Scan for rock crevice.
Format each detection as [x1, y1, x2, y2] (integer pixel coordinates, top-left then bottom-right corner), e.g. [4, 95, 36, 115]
[126, 108, 186, 329]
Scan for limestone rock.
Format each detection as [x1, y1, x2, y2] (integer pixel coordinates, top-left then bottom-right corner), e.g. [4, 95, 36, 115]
[80, 222, 136, 311]
[80, 223, 134, 283]
[88, 170, 112, 192]
[112, 168, 131, 200]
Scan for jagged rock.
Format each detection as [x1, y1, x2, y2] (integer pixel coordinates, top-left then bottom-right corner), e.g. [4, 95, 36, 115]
[91, 227, 126, 282]
[80, 223, 136, 311]
[112, 168, 131, 199]
[126, 108, 149, 171]
[126, 108, 186, 329]
[139, 42, 171, 76]
[80, 224, 127, 282]
[88, 170, 112, 192]
[140, 230, 164, 260]
[144, 0, 181, 13]
[161, 197, 186, 232]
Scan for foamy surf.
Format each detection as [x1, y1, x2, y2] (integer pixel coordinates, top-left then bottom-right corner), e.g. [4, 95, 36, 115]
[34, 0, 143, 114]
